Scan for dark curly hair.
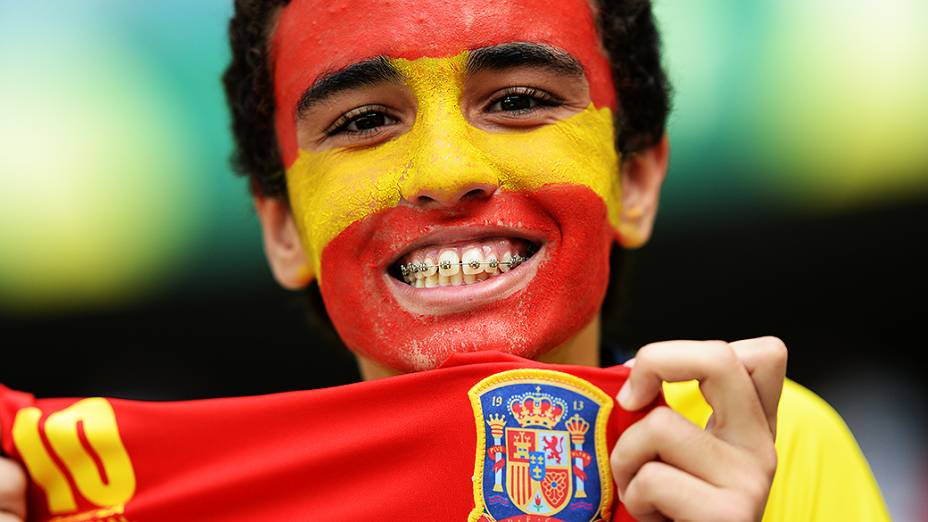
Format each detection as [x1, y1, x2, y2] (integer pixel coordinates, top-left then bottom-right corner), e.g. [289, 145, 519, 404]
[222, 0, 671, 198]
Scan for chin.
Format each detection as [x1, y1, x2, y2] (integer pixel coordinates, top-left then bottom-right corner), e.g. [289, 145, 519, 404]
[318, 184, 614, 373]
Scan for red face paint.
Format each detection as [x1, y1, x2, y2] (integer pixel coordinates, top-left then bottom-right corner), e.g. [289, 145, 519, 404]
[272, 0, 615, 167]
[273, 0, 622, 372]
[319, 185, 612, 372]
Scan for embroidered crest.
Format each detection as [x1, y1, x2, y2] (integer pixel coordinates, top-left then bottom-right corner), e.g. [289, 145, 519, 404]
[468, 369, 613, 522]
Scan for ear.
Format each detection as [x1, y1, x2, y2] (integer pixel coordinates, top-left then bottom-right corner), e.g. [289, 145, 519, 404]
[616, 134, 670, 248]
[254, 195, 313, 289]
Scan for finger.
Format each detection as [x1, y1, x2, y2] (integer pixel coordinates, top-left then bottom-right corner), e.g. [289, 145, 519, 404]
[611, 406, 753, 493]
[0, 458, 26, 520]
[623, 461, 744, 522]
[618, 340, 769, 449]
[730, 336, 788, 436]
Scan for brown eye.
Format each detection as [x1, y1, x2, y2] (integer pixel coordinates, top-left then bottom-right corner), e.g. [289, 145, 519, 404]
[346, 112, 391, 132]
[497, 94, 536, 112]
[486, 87, 561, 114]
[327, 105, 399, 137]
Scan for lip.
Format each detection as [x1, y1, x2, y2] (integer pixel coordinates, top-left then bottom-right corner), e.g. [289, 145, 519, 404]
[385, 241, 545, 316]
[382, 225, 547, 269]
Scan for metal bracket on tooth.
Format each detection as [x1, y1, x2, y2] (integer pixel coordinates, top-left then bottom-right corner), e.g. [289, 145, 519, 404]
[400, 255, 525, 278]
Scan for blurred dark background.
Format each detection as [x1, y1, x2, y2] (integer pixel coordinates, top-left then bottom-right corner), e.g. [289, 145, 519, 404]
[1, 2, 925, 519]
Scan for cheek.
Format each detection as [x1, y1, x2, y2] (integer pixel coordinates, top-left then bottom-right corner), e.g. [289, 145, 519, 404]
[285, 142, 413, 274]
[473, 106, 622, 230]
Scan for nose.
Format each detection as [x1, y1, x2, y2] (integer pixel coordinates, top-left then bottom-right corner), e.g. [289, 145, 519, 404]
[395, 55, 501, 210]
[406, 182, 498, 209]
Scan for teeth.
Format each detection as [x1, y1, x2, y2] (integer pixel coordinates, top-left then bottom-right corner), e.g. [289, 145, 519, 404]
[483, 245, 498, 274]
[438, 250, 459, 276]
[423, 255, 438, 277]
[423, 254, 438, 287]
[500, 251, 512, 273]
[397, 238, 536, 288]
[462, 248, 484, 275]
[486, 255, 499, 273]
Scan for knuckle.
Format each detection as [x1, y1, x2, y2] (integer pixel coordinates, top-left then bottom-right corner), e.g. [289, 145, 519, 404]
[633, 407, 674, 448]
[611, 430, 640, 483]
[705, 340, 738, 372]
[646, 406, 678, 432]
[623, 463, 662, 514]
[609, 441, 626, 475]
[612, 429, 631, 456]
[634, 343, 660, 368]
[760, 445, 779, 479]
[758, 336, 789, 366]
[622, 478, 645, 514]
[636, 461, 666, 489]
[739, 468, 775, 513]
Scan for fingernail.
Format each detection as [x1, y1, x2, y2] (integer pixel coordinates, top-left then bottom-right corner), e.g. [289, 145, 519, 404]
[623, 358, 636, 368]
[617, 381, 632, 409]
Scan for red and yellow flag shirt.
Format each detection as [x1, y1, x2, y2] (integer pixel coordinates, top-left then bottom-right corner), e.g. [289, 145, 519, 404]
[0, 352, 889, 521]
[1, 352, 650, 522]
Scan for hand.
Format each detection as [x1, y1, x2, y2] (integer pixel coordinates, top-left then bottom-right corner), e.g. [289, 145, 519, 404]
[611, 337, 787, 522]
[0, 455, 26, 522]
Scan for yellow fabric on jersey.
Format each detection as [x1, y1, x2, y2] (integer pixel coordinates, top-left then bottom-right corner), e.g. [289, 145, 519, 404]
[663, 379, 890, 521]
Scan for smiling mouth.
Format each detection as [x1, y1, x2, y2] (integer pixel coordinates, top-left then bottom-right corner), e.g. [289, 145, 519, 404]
[389, 236, 540, 288]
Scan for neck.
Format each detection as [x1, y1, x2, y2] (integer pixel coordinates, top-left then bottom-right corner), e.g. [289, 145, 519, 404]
[356, 315, 602, 381]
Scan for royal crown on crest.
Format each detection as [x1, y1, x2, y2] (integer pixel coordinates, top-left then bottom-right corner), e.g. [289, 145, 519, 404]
[486, 413, 507, 438]
[564, 414, 590, 443]
[507, 389, 568, 429]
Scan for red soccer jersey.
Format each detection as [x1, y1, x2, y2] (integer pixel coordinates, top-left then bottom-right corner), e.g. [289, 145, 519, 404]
[1, 352, 654, 521]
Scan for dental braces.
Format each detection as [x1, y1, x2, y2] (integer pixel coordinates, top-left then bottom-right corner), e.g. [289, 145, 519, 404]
[399, 254, 527, 277]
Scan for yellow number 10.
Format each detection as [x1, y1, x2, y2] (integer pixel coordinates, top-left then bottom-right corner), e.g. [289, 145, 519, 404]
[12, 398, 136, 514]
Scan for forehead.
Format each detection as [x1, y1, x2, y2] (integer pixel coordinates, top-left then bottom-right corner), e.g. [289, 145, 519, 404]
[272, 0, 614, 107]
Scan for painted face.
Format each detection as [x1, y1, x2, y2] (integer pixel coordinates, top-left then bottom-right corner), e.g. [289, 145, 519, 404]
[273, 0, 623, 372]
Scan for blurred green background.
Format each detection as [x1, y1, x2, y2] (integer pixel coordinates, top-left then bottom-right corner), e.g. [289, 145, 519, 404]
[1, 2, 925, 519]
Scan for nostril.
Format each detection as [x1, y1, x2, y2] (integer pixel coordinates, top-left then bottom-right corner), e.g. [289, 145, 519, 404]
[462, 188, 489, 201]
[406, 183, 497, 208]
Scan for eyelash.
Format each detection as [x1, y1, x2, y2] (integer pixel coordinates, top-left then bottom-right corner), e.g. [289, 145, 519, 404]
[485, 87, 564, 114]
[325, 104, 399, 137]
[324, 87, 563, 139]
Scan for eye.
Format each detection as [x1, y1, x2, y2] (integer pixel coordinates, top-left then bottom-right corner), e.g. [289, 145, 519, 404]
[326, 104, 399, 136]
[486, 87, 562, 114]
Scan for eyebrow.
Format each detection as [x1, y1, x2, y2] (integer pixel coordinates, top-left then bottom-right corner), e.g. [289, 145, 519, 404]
[466, 42, 585, 77]
[296, 56, 402, 118]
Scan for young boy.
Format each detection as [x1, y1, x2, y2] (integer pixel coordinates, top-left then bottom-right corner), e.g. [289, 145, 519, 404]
[0, 1, 888, 520]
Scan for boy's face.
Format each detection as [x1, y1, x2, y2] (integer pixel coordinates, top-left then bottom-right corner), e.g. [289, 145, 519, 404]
[267, 0, 661, 372]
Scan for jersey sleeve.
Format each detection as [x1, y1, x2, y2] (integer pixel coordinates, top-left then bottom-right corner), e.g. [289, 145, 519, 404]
[663, 379, 891, 522]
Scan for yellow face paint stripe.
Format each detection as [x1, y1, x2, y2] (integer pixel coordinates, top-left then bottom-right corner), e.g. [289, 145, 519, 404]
[285, 52, 620, 279]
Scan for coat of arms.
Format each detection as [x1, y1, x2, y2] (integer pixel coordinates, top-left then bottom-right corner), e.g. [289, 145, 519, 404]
[468, 369, 613, 522]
